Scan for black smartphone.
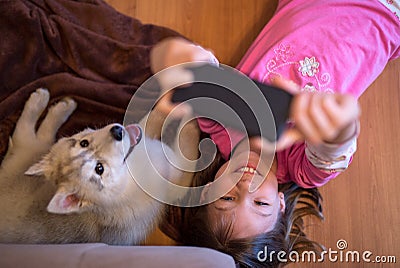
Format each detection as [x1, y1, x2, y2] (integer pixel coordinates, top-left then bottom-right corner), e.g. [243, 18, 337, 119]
[171, 64, 293, 142]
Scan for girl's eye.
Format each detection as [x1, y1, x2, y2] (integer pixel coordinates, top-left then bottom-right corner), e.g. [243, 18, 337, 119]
[254, 201, 270, 206]
[95, 163, 104, 175]
[80, 139, 89, 147]
[220, 196, 235, 201]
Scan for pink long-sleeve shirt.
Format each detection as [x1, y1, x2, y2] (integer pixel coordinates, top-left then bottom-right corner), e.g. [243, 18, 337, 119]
[198, 0, 399, 188]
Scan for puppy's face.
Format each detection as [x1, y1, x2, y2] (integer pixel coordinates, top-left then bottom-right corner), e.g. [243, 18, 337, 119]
[25, 123, 142, 214]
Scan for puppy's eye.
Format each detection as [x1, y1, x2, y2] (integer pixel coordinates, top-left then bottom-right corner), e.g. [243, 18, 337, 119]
[95, 162, 104, 175]
[80, 139, 89, 147]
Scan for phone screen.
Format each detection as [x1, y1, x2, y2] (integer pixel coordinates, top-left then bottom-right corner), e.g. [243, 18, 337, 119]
[171, 64, 293, 142]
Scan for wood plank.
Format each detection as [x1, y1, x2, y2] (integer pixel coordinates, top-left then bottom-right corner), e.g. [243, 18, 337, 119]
[108, 0, 277, 66]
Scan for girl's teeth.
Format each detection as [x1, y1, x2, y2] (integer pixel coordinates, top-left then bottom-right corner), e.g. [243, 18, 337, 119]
[239, 167, 258, 174]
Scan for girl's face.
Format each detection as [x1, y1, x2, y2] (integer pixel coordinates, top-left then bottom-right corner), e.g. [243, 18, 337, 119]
[206, 139, 285, 239]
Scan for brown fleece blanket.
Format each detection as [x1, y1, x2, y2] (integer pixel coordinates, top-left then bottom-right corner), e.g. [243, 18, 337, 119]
[0, 0, 181, 159]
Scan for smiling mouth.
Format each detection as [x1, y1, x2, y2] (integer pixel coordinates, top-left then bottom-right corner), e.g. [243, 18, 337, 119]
[236, 166, 260, 175]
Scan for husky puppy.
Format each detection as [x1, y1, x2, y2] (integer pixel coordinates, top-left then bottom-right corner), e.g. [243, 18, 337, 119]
[0, 88, 189, 245]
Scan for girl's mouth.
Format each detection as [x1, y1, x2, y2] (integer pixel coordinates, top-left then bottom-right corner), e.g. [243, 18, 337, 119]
[235, 166, 260, 175]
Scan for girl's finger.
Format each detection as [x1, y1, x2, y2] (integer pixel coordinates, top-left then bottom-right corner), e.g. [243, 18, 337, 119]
[156, 91, 192, 119]
[308, 93, 338, 142]
[275, 128, 304, 151]
[322, 94, 360, 129]
[292, 93, 322, 144]
[155, 65, 195, 93]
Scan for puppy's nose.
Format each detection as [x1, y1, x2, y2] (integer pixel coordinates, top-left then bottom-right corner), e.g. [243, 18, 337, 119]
[110, 125, 123, 141]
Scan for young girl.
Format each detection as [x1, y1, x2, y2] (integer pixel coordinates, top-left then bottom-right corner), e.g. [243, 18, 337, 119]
[151, 0, 399, 266]
[152, 39, 359, 267]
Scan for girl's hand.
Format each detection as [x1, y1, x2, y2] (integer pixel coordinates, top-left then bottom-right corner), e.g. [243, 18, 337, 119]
[150, 37, 217, 74]
[150, 37, 218, 118]
[272, 78, 360, 151]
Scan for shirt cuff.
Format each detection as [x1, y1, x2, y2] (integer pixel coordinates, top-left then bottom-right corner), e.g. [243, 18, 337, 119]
[305, 121, 360, 173]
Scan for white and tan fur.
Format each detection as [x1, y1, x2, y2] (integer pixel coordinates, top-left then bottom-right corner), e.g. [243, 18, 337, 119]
[0, 88, 197, 245]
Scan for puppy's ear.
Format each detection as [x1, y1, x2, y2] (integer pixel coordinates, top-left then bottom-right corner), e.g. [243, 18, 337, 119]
[47, 187, 90, 214]
[25, 157, 50, 176]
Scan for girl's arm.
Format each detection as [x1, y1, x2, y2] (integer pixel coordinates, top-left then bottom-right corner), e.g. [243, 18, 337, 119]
[270, 78, 361, 187]
[276, 121, 359, 188]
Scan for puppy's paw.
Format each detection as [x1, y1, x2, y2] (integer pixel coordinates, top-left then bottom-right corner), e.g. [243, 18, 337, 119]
[12, 88, 50, 142]
[26, 88, 50, 115]
[2, 89, 51, 168]
[49, 97, 77, 120]
[36, 97, 77, 143]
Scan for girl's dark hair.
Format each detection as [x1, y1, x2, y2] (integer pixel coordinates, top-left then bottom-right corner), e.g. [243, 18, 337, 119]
[161, 136, 324, 268]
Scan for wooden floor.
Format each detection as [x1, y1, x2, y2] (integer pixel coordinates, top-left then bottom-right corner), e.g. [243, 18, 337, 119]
[106, 1, 399, 267]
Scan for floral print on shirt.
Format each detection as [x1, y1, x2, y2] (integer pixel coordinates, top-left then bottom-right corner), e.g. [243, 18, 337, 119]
[264, 43, 334, 94]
